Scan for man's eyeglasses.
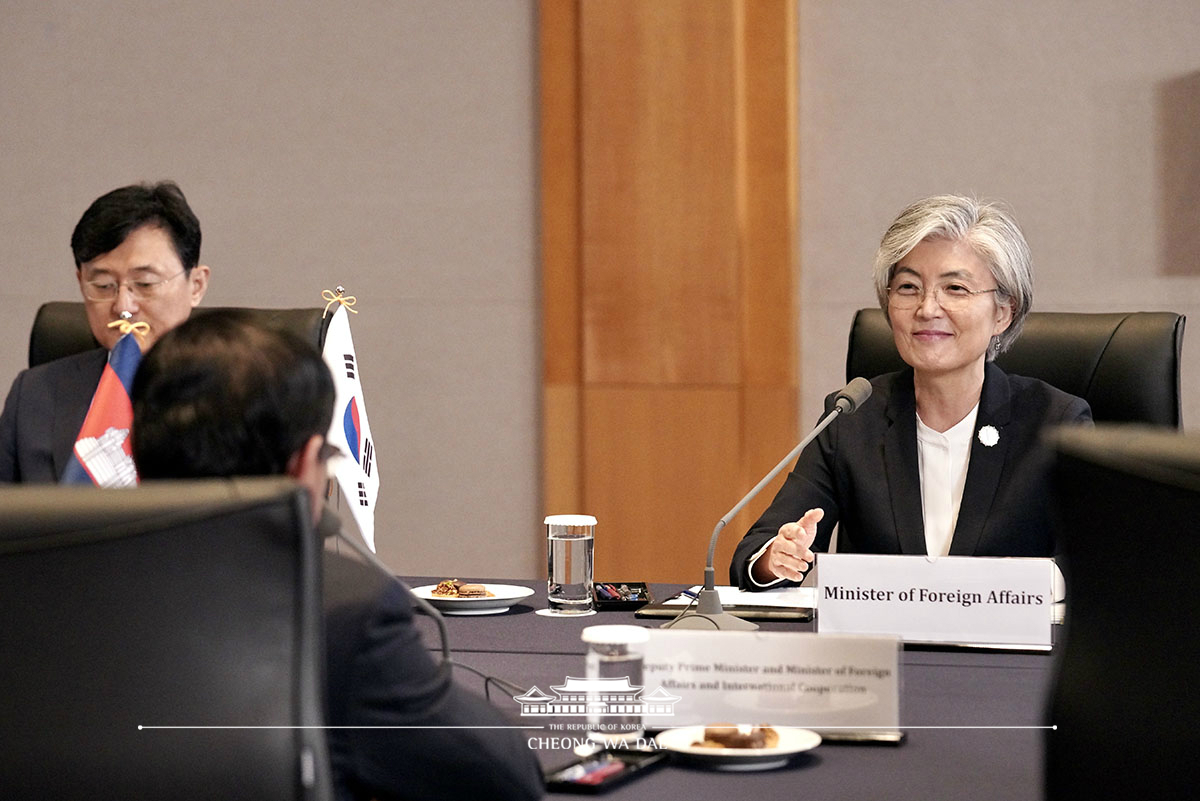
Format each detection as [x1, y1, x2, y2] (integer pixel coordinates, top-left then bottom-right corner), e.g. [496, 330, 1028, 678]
[887, 281, 999, 312]
[81, 269, 186, 302]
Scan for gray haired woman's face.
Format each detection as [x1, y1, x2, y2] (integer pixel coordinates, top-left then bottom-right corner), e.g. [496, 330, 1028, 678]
[885, 237, 1012, 380]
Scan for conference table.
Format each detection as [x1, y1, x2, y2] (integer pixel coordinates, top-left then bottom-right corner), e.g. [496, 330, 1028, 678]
[407, 577, 1057, 800]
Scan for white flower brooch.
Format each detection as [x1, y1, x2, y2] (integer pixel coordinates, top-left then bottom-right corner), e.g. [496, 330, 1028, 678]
[978, 425, 1000, 447]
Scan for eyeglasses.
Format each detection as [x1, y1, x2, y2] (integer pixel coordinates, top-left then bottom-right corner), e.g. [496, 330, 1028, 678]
[887, 281, 1000, 312]
[81, 269, 186, 302]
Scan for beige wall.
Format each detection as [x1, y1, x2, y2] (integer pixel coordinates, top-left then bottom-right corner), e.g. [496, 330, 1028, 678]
[0, 1, 542, 579]
[797, 0, 1200, 429]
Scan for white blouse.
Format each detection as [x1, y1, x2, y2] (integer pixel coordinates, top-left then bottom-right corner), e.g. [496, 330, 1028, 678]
[747, 402, 982, 586]
[915, 403, 979, 557]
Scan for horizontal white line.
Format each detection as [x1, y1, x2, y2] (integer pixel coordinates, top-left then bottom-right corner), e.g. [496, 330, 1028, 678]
[139, 725, 541, 730]
[812, 725, 1056, 730]
[137, 724, 1054, 731]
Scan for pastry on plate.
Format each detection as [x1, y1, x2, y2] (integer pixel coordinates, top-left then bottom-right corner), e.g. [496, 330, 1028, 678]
[431, 579, 495, 598]
[694, 724, 779, 749]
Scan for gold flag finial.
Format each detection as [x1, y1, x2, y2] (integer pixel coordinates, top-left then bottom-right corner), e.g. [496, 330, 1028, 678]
[107, 314, 150, 339]
[322, 286, 359, 317]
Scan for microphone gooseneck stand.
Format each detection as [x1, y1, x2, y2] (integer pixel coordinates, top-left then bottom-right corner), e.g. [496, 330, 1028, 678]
[663, 378, 873, 631]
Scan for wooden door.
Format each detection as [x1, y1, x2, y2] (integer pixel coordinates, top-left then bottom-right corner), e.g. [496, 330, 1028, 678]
[540, 0, 798, 584]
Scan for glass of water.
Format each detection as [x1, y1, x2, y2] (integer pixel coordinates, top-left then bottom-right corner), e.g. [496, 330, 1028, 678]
[582, 624, 649, 743]
[545, 514, 596, 615]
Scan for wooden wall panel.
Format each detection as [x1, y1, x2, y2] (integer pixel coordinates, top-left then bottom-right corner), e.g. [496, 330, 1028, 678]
[725, 384, 799, 577]
[583, 387, 740, 580]
[579, 0, 741, 386]
[539, 0, 582, 515]
[739, 0, 797, 387]
[542, 384, 582, 514]
[540, 0, 797, 585]
[724, 0, 800, 572]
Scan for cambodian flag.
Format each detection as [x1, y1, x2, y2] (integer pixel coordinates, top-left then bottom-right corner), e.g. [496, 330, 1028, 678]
[60, 333, 141, 487]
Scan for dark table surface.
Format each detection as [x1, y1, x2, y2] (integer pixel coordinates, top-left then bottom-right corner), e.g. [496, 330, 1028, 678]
[405, 577, 1056, 800]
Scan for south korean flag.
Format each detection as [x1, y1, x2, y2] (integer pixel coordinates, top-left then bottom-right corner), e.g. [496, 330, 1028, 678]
[322, 303, 380, 551]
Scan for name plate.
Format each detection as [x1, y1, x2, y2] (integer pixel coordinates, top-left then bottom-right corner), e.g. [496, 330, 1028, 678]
[816, 554, 1053, 648]
[643, 630, 900, 739]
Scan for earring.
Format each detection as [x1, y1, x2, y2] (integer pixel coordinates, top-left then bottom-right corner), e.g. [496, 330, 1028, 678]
[991, 337, 1002, 356]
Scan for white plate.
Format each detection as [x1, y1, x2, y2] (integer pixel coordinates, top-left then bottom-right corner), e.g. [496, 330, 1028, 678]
[655, 726, 821, 771]
[411, 583, 536, 615]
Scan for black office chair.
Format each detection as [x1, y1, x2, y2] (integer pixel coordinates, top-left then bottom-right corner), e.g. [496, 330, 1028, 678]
[0, 478, 331, 801]
[845, 308, 1185, 427]
[28, 301, 332, 368]
[1044, 425, 1200, 798]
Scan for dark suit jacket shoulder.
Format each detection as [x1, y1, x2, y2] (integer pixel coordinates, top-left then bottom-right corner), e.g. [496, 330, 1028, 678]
[731, 363, 1092, 589]
[0, 349, 107, 483]
[323, 550, 543, 801]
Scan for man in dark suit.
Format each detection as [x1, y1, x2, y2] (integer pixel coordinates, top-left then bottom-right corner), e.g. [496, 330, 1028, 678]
[0, 181, 210, 482]
[130, 310, 544, 801]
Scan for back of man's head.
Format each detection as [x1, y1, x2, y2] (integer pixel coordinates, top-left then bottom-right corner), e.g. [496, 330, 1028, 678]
[71, 181, 202, 271]
[132, 310, 334, 479]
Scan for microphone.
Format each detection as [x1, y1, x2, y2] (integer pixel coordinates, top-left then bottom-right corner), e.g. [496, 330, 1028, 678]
[663, 377, 873, 630]
[834, 376, 872, 414]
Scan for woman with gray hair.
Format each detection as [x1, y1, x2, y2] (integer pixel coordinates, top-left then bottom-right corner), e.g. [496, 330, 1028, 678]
[731, 195, 1092, 589]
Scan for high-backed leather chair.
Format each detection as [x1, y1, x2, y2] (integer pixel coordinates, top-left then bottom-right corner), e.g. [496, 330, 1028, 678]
[846, 308, 1185, 427]
[1045, 425, 1200, 798]
[28, 301, 332, 368]
[0, 478, 331, 801]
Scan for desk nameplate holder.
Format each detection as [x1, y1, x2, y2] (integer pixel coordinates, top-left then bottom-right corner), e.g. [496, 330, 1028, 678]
[817, 554, 1054, 650]
[643, 630, 903, 743]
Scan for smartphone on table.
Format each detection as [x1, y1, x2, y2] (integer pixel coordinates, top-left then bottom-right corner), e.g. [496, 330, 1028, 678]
[544, 748, 668, 794]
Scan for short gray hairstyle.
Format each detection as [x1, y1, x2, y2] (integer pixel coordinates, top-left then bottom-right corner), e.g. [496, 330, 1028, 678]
[871, 195, 1033, 360]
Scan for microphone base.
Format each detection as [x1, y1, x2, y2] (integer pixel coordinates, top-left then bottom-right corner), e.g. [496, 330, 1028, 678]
[659, 587, 759, 631]
[661, 610, 758, 631]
